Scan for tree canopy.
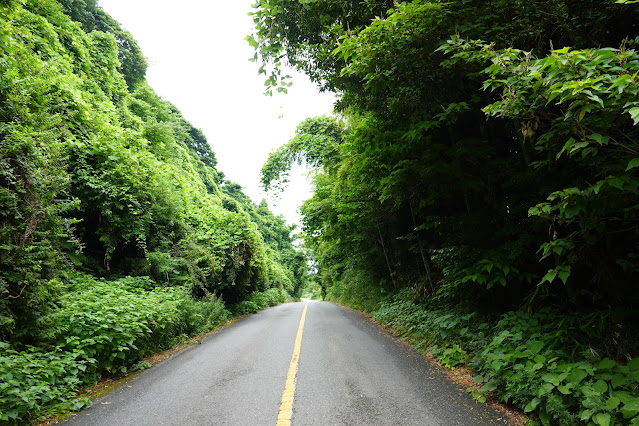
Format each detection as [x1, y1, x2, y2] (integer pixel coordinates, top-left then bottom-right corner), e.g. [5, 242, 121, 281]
[255, 2, 639, 423]
[255, 0, 639, 312]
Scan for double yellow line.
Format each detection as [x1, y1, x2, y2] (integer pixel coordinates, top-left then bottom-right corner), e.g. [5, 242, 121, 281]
[276, 302, 309, 426]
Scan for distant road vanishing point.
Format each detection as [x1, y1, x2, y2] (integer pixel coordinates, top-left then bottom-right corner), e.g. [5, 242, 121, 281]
[63, 301, 510, 426]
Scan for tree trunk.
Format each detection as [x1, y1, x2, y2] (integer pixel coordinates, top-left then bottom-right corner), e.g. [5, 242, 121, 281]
[376, 220, 396, 289]
[409, 198, 435, 296]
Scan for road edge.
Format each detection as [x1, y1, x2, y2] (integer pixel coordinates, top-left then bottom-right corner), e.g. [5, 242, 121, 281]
[322, 300, 528, 426]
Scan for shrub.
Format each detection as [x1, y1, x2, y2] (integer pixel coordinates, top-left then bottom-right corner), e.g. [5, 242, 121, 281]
[175, 293, 230, 336]
[472, 310, 639, 426]
[234, 301, 260, 316]
[371, 292, 639, 425]
[231, 287, 289, 315]
[0, 273, 233, 422]
[0, 343, 92, 424]
[45, 274, 230, 381]
[46, 275, 182, 380]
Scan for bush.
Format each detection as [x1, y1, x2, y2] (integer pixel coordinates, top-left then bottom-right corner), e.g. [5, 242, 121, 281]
[0, 273, 233, 423]
[231, 287, 288, 315]
[234, 301, 261, 316]
[176, 293, 230, 336]
[373, 290, 488, 351]
[326, 275, 385, 313]
[46, 275, 182, 380]
[0, 343, 92, 424]
[45, 274, 230, 381]
[256, 287, 288, 307]
[370, 292, 639, 426]
[471, 310, 639, 426]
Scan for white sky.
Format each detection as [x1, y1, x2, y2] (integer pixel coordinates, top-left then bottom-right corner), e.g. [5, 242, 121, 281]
[98, 0, 335, 227]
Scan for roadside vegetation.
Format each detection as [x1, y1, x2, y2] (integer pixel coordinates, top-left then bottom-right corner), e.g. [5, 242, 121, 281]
[0, 0, 305, 423]
[252, 1, 639, 424]
[300, 280, 323, 300]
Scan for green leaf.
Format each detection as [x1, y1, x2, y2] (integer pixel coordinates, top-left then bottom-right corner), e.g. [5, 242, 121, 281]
[566, 367, 588, 385]
[611, 74, 632, 93]
[524, 397, 541, 413]
[621, 397, 639, 418]
[611, 374, 628, 389]
[527, 340, 544, 354]
[628, 358, 639, 371]
[557, 384, 572, 394]
[540, 269, 557, 284]
[570, 141, 590, 153]
[538, 382, 555, 396]
[628, 107, 639, 125]
[481, 381, 498, 392]
[5, 409, 19, 420]
[245, 35, 259, 48]
[627, 158, 639, 171]
[580, 409, 595, 421]
[609, 177, 625, 190]
[614, 391, 635, 405]
[557, 137, 575, 159]
[598, 359, 617, 370]
[557, 266, 571, 284]
[542, 373, 561, 386]
[593, 180, 605, 194]
[595, 412, 611, 426]
[593, 379, 608, 394]
[606, 396, 621, 411]
[587, 133, 610, 145]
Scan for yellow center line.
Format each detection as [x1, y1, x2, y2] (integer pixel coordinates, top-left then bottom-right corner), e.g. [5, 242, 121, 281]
[276, 302, 309, 426]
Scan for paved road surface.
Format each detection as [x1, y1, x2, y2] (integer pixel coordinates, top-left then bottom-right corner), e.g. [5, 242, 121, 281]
[63, 301, 509, 425]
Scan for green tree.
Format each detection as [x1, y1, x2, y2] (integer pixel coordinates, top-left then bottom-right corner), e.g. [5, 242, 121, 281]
[253, 0, 639, 310]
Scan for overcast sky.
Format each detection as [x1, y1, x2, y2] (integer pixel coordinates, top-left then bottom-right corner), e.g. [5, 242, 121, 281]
[98, 0, 335, 227]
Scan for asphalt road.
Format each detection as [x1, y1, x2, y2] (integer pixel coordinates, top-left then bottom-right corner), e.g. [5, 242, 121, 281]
[63, 301, 510, 426]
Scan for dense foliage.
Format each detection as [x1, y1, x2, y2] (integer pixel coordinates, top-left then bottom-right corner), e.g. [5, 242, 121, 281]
[0, 0, 305, 422]
[253, 0, 639, 424]
[373, 292, 639, 425]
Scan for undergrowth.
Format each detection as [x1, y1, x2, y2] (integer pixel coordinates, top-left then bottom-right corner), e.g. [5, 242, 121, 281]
[332, 289, 639, 426]
[0, 273, 289, 425]
[231, 287, 290, 315]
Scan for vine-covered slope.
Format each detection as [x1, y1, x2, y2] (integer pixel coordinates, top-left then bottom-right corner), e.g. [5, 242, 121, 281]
[0, 1, 306, 422]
